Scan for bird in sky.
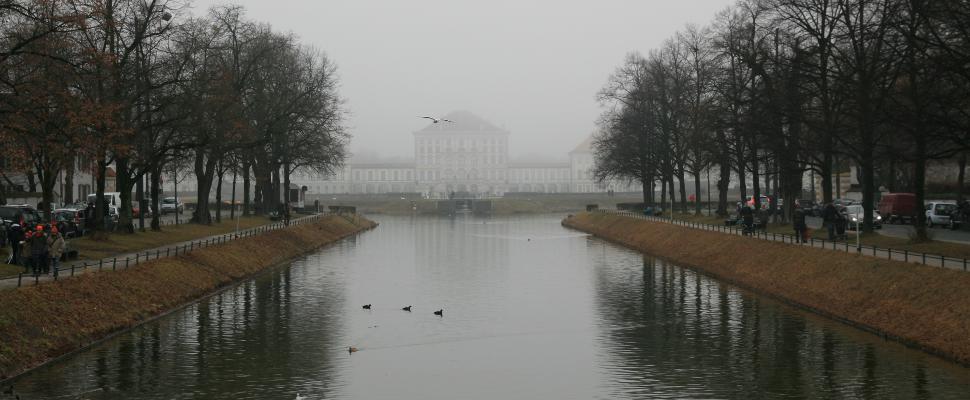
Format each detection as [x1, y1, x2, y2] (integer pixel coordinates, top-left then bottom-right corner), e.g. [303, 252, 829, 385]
[420, 116, 454, 124]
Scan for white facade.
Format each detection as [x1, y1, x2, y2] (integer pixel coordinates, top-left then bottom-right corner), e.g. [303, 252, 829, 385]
[292, 111, 640, 197]
[0, 155, 95, 207]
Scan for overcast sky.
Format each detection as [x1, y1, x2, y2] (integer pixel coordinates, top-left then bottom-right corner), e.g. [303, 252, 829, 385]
[190, 0, 736, 161]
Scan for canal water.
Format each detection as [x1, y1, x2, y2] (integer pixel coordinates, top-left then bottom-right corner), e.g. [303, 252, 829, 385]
[11, 215, 970, 399]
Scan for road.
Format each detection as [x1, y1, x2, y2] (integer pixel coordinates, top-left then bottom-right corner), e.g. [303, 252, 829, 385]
[803, 216, 970, 244]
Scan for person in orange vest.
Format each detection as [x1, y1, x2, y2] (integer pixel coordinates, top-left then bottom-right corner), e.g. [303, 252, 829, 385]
[30, 225, 48, 275]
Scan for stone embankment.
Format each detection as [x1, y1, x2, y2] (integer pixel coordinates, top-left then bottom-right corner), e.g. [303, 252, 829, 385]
[563, 212, 970, 367]
[0, 214, 376, 380]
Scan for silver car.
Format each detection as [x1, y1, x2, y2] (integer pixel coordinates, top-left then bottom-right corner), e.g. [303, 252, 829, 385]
[160, 197, 184, 215]
[845, 205, 882, 230]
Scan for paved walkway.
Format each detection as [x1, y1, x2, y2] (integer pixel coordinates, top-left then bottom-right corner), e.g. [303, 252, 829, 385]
[602, 210, 970, 272]
[0, 214, 331, 290]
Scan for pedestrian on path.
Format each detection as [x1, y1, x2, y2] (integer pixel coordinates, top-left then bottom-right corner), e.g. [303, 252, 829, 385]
[48, 228, 65, 277]
[7, 223, 22, 265]
[793, 204, 808, 243]
[823, 202, 837, 240]
[29, 226, 48, 275]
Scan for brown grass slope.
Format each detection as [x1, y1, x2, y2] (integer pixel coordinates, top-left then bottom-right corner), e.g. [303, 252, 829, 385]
[0, 215, 376, 379]
[563, 212, 970, 366]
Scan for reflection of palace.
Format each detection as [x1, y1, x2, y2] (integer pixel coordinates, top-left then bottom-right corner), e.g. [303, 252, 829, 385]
[293, 111, 639, 198]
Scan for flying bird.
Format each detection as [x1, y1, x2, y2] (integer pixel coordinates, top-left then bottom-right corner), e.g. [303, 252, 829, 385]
[420, 116, 454, 124]
[362, 304, 371, 310]
[434, 309, 443, 316]
[402, 305, 412, 312]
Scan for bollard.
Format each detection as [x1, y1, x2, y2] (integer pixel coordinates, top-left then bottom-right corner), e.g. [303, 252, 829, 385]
[71, 265, 76, 276]
[17, 273, 22, 287]
[112, 258, 117, 270]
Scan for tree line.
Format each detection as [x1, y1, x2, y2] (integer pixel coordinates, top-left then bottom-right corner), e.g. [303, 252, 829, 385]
[594, 0, 970, 238]
[0, 0, 347, 232]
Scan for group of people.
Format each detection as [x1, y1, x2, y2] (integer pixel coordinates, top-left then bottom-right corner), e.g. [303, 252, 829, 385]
[6, 223, 66, 276]
[821, 202, 851, 241]
[792, 202, 851, 242]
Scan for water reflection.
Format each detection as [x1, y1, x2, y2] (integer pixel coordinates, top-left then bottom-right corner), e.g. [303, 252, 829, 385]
[9, 215, 970, 399]
[592, 249, 969, 399]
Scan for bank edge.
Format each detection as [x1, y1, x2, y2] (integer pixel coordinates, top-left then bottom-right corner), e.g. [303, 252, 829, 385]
[563, 212, 970, 368]
[0, 214, 377, 381]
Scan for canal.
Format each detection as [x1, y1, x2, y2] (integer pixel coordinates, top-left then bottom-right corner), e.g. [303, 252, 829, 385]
[11, 215, 970, 399]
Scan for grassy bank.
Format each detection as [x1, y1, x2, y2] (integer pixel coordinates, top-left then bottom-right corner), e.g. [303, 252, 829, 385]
[71, 216, 272, 261]
[563, 212, 970, 366]
[0, 214, 376, 380]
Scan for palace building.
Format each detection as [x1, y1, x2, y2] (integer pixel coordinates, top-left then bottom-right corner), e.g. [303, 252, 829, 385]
[292, 111, 639, 198]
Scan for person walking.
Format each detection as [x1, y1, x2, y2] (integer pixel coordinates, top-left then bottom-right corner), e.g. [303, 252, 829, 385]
[793, 204, 808, 243]
[7, 223, 22, 265]
[28, 225, 47, 275]
[30, 225, 48, 275]
[822, 202, 837, 240]
[48, 228, 65, 277]
[740, 204, 755, 235]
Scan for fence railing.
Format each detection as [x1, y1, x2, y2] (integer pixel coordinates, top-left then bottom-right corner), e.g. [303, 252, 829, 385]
[597, 209, 970, 272]
[8, 212, 336, 288]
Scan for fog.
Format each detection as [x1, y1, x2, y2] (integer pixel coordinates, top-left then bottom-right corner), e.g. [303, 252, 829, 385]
[190, 0, 736, 161]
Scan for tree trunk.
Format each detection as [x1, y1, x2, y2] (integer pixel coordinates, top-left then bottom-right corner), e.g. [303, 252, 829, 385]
[958, 153, 967, 202]
[640, 176, 651, 206]
[242, 160, 251, 216]
[150, 165, 161, 231]
[39, 164, 57, 222]
[678, 169, 688, 214]
[192, 152, 218, 225]
[231, 167, 238, 220]
[834, 154, 841, 200]
[27, 169, 36, 193]
[215, 160, 224, 224]
[136, 173, 145, 231]
[64, 157, 75, 204]
[94, 157, 107, 231]
[115, 157, 134, 233]
[913, 135, 929, 241]
[693, 169, 702, 215]
[821, 151, 833, 203]
[751, 149, 761, 211]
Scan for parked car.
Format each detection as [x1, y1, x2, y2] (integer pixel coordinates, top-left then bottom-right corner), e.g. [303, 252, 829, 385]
[0, 205, 42, 228]
[132, 198, 154, 218]
[844, 204, 882, 230]
[925, 201, 960, 229]
[52, 208, 85, 238]
[160, 197, 184, 214]
[796, 199, 821, 216]
[878, 193, 918, 224]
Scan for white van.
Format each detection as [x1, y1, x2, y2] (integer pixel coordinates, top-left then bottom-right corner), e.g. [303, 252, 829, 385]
[86, 192, 122, 207]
